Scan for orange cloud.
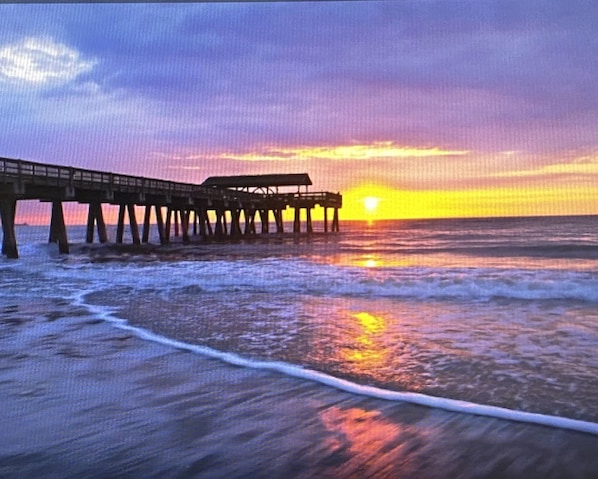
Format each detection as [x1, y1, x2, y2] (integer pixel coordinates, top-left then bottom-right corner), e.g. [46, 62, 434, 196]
[492, 153, 598, 179]
[201, 142, 469, 162]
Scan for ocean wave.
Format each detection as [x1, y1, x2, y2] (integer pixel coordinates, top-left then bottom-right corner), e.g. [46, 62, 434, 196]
[445, 244, 598, 260]
[333, 269, 598, 303]
[153, 262, 598, 303]
[73, 290, 598, 436]
[25, 254, 598, 304]
[340, 243, 598, 260]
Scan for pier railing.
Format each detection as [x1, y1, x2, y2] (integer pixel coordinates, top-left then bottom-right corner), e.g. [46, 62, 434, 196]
[0, 157, 264, 203]
[269, 192, 343, 208]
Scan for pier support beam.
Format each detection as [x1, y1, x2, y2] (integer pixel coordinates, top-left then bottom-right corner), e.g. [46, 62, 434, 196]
[293, 208, 301, 233]
[306, 208, 313, 234]
[196, 210, 205, 238]
[259, 209, 269, 234]
[324, 208, 329, 233]
[0, 198, 18, 259]
[174, 210, 180, 237]
[181, 210, 190, 244]
[230, 209, 242, 238]
[120, 205, 136, 244]
[164, 207, 173, 243]
[192, 210, 198, 236]
[116, 204, 140, 245]
[203, 210, 213, 238]
[244, 209, 256, 236]
[86, 202, 108, 244]
[155, 205, 167, 244]
[142, 205, 151, 243]
[332, 208, 339, 232]
[141, 205, 166, 244]
[196, 209, 210, 239]
[215, 209, 225, 239]
[274, 209, 284, 233]
[49, 201, 69, 254]
[116, 205, 125, 243]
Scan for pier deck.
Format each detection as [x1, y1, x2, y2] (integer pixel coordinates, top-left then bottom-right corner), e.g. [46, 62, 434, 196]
[0, 157, 341, 258]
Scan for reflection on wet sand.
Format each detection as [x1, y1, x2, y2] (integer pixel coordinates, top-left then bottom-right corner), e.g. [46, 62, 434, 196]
[319, 406, 411, 476]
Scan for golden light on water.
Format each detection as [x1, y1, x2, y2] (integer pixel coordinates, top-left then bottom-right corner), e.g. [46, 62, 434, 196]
[341, 311, 389, 371]
[354, 312, 385, 334]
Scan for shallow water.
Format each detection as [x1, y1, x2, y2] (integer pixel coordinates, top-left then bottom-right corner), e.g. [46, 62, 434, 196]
[1, 297, 597, 478]
[3, 217, 598, 425]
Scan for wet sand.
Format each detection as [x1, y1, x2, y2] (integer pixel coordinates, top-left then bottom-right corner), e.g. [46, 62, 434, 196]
[1, 299, 597, 478]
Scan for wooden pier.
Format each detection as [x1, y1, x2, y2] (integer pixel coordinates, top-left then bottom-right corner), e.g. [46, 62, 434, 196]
[0, 157, 342, 258]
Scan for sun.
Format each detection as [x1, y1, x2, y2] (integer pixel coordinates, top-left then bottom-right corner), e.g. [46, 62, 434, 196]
[363, 196, 380, 213]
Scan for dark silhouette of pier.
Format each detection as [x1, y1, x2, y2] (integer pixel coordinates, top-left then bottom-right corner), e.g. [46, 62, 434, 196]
[0, 157, 342, 258]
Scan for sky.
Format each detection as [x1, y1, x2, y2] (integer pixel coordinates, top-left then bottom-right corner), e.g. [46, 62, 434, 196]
[1, 0, 598, 221]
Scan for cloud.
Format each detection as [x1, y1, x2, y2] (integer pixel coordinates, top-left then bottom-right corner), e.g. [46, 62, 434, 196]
[1, 0, 598, 199]
[0, 36, 96, 87]
[194, 142, 469, 162]
[492, 152, 598, 179]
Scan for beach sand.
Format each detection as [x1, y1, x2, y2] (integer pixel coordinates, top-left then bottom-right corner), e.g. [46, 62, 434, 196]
[1, 298, 597, 478]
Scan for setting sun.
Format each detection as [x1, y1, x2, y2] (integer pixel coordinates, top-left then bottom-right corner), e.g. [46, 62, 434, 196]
[363, 196, 380, 213]
[342, 184, 443, 220]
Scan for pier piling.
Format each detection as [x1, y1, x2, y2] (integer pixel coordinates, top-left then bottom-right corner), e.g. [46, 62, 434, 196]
[155, 205, 166, 244]
[332, 208, 339, 232]
[181, 210, 190, 244]
[0, 198, 18, 259]
[116, 204, 140, 245]
[294, 208, 301, 233]
[49, 201, 69, 254]
[259, 209, 269, 234]
[142, 205, 151, 243]
[86, 202, 108, 244]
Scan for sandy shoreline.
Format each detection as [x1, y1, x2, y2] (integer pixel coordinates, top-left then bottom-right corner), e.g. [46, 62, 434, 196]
[1, 299, 597, 478]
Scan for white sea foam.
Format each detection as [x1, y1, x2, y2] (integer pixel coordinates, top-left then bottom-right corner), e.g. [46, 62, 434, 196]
[7, 237, 598, 303]
[73, 290, 598, 437]
[49, 257, 598, 303]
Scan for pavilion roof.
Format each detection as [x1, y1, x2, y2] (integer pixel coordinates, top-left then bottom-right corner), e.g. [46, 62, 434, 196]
[201, 173, 312, 188]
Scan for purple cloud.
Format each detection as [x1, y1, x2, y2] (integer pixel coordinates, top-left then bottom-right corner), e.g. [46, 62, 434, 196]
[0, 0, 596, 191]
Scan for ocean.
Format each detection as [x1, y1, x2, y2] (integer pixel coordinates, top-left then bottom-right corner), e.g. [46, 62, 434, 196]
[1, 215, 597, 477]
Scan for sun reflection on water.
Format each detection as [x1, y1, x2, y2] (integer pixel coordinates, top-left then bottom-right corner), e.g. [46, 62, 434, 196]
[354, 312, 385, 333]
[341, 312, 390, 373]
[302, 299, 430, 392]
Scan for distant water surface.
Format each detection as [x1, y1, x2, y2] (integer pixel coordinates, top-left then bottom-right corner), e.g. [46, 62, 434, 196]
[2, 215, 598, 426]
